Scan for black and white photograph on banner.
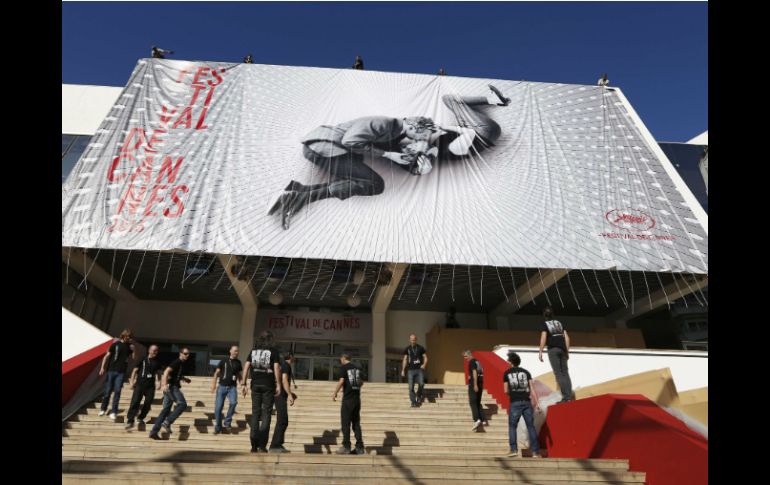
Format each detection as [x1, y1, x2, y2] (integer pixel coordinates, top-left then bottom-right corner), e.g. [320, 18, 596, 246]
[62, 60, 707, 274]
[269, 84, 512, 229]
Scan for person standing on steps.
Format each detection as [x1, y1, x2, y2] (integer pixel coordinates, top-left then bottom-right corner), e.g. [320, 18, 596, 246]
[464, 350, 487, 431]
[401, 334, 428, 407]
[333, 353, 365, 455]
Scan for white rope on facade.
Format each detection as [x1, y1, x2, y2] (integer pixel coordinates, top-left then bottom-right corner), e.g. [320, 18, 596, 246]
[213, 254, 233, 290]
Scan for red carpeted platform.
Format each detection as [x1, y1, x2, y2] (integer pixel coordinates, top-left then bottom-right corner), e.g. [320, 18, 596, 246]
[62, 340, 113, 406]
[540, 393, 707, 485]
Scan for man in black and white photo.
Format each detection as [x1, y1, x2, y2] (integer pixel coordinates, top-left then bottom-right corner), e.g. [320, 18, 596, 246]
[268, 116, 438, 229]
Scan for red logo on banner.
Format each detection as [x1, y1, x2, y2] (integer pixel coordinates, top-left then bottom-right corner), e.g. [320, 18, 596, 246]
[605, 209, 656, 232]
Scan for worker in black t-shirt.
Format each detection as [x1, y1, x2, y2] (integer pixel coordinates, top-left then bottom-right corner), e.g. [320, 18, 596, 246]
[269, 352, 297, 453]
[241, 331, 282, 453]
[211, 345, 243, 434]
[98, 329, 135, 420]
[333, 353, 365, 455]
[463, 350, 488, 431]
[149, 347, 192, 439]
[401, 334, 428, 407]
[151, 46, 173, 59]
[538, 306, 574, 403]
[502, 351, 542, 458]
[125, 344, 162, 429]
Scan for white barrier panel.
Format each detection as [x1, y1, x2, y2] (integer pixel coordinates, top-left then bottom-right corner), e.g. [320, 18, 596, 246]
[62, 307, 112, 362]
[494, 345, 707, 392]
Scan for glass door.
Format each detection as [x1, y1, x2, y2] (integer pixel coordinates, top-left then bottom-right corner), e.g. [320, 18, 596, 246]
[293, 357, 311, 380]
[312, 358, 331, 381]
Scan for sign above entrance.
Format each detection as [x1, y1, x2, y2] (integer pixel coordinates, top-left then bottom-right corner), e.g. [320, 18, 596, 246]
[257, 309, 372, 343]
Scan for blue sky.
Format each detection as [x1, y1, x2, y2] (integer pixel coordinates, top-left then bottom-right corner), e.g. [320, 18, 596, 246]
[62, 1, 708, 141]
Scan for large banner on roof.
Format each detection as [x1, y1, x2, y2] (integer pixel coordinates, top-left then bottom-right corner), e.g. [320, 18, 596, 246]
[62, 59, 708, 274]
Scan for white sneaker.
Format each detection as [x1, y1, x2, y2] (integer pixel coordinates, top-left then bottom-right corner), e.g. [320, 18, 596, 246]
[98, 410, 106, 417]
[108, 413, 117, 420]
[471, 420, 482, 432]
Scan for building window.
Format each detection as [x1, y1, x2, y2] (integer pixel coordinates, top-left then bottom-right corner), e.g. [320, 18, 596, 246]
[62, 262, 114, 331]
[62, 134, 92, 184]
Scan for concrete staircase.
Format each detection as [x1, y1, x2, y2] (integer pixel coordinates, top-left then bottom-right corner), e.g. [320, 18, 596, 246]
[62, 379, 646, 484]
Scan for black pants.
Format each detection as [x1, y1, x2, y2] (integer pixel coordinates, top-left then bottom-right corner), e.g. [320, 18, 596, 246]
[301, 145, 386, 199]
[250, 385, 275, 449]
[441, 95, 502, 145]
[270, 393, 289, 448]
[341, 397, 363, 449]
[126, 383, 155, 423]
[468, 382, 485, 422]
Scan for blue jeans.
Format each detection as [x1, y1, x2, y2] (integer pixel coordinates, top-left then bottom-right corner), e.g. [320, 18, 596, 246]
[100, 370, 125, 414]
[214, 385, 238, 432]
[151, 386, 187, 435]
[407, 368, 425, 405]
[508, 400, 540, 454]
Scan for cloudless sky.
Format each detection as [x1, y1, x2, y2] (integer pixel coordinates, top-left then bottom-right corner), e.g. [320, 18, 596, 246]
[62, 1, 708, 141]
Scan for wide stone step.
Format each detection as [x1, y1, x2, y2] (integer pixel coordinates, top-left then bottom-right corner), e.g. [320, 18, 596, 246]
[69, 415, 506, 428]
[62, 474, 643, 485]
[63, 429, 508, 447]
[62, 460, 646, 481]
[60, 448, 630, 470]
[64, 380, 644, 483]
[81, 407, 496, 418]
[62, 437, 510, 454]
[91, 394, 489, 404]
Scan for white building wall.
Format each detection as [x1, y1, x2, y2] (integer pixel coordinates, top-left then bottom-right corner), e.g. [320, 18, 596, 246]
[385, 310, 487, 350]
[62, 84, 123, 135]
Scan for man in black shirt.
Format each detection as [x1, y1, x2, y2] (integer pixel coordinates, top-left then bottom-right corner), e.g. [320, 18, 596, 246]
[401, 334, 428, 407]
[149, 347, 192, 439]
[125, 344, 162, 430]
[269, 352, 297, 453]
[241, 331, 282, 453]
[98, 329, 135, 420]
[352, 55, 364, 70]
[151, 46, 173, 59]
[332, 353, 365, 455]
[211, 345, 243, 434]
[463, 350, 488, 431]
[502, 352, 541, 458]
[538, 306, 574, 403]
